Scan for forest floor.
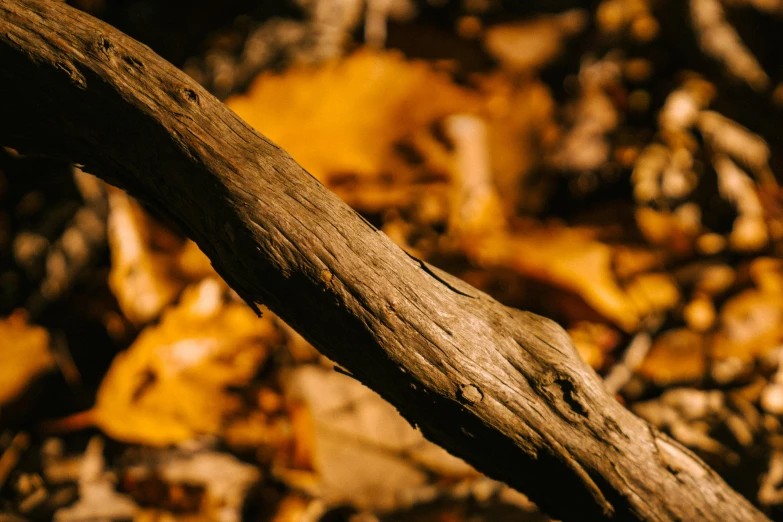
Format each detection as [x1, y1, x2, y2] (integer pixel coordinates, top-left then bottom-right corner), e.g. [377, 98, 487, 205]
[2, 0, 783, 520]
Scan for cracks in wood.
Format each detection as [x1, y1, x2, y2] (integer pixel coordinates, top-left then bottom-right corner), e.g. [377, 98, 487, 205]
[603, 414, 631, 442]
[122, 54, 143, 69]
[55, 60, 86, 89]
[0, 1, 771, 519]
[96, 35, 113, 56]
[404, 251, 476, 298]
[542, 430, 615, 518]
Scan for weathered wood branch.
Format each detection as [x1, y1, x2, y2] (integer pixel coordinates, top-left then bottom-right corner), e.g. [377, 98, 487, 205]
[0, 1, 769, 520]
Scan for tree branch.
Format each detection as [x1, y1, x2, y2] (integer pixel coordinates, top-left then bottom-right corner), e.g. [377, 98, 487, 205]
[0, 1, 768, 520]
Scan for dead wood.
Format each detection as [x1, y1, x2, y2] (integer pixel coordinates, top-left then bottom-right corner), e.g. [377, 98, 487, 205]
[0, 1, 769, 520]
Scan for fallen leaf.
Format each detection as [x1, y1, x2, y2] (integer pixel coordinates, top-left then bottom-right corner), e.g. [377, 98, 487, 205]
[567, 321, 621, 369]
[0, 312, 54, 406]
[466, 224, 641, 331]
[280, 365, 475, 511]
[484, 10, 587, 72]
[226, 49, 480, 188]
[107, 188, 217, 325]
[226, 49, 555, 219]
[712, 289, 783, 362]
[93, 278, 281, 445]
[638, 328, 706, 385]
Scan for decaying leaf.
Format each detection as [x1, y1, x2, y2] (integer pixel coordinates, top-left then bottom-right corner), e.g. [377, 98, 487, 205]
[54, 437, 138, 522]
[279, 365, 476, 511]
[0, 312, 54, 406]
[121, 447, 261, 522]
[93, 278, 281, 445]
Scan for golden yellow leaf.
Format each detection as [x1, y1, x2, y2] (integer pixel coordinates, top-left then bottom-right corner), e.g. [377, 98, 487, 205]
[226, 49, 555, 220]
[638, 328, 706, 385]
[279, 366, 475, 511]
[712, 289, 783, 362]
[567, 321, 621, 369]
[107, 189, 218, 325]
[0, 313, 54, 406]
[227, 49, 480, 186]
[483, 10, 587, 72]
[624, 273, 680, 317]
[467, 225, 641, 331]
[93, 279, 281, 445]
[635, 207, 698, 255]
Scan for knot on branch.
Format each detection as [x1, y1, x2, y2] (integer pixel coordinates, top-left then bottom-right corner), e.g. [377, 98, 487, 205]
[457, 383, 483, 404]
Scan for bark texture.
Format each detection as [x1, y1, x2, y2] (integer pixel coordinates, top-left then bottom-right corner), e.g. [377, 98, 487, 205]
[0, 1, 770, 520]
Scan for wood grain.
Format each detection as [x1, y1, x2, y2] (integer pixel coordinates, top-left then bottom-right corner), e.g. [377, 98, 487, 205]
[0, 1, 768, 520]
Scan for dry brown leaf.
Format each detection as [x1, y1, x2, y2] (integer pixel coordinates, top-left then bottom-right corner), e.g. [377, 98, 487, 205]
[93, 279, 281, 445]
[279, 365, 475, 511]
[0, 313, 54, 406]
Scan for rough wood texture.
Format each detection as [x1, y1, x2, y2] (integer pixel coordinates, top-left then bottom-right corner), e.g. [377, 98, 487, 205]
[0, 1, 769, 520]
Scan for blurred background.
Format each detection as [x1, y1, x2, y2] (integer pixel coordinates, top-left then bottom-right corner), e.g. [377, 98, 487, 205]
[2, 0, 783, 520]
